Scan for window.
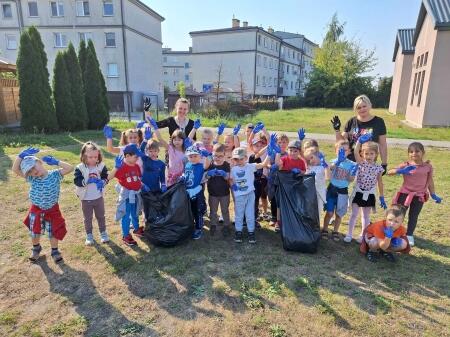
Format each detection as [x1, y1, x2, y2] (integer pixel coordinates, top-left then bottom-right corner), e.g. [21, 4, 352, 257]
[79, 32, 92, 43]
[28, 1, 38, 17]
[269, 59, 273, 69]
[263, 57, 267, 68]
[262, 76, 266, 87]
[163, 70, 168, 75]
[286, 65, 290, 74]
[185, 74, 189, 81]
[50, 1, 64, 16]
[54, 33, 67, 47]
[163, 56, 167, 63]
[256, 75, 259, 86]
[2, 4, 12, 18]
[264, 37, 267, 48]
[107, 63, 118, 77]
[275, 42, 278, 52]
[410, 72, 418, 105]
[274, 78, 277, 87]
[184, 62, 189, 69]
[419, 54, 424, 67]
[173, 81, 177, 87]
[173, 68, 178, 75]
[103, 0, 114, 16]
[6, 35, 17, 49]
[417, 71, 425, 107]
[258, 35, 261, 46]
[268, 77, 272, 87]
[288, 49, 291, 58]
[257, 55, 261, 66]
[416, 56, 420, 69]
[424, 52, 428, 66]
[76, 1, 90, 16]
[105, 32, 116, 47]
[291, 81, 293, 90]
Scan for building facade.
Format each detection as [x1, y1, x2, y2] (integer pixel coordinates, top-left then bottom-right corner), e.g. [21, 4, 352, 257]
[0, 0, 164, 112]
[162, 48, 193, 91]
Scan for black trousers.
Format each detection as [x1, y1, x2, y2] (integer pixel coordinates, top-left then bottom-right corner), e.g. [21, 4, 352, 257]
[396, 193, 424, 236]
[190, 189, 206, 230]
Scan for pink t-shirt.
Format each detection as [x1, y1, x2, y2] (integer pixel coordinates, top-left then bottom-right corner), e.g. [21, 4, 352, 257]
[167, 144, 185, 185]
[398, 161, 433, 193]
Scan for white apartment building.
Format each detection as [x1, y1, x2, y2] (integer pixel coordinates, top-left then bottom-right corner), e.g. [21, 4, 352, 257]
[0, 0, 164, 112]
[162, 47, 193, 91]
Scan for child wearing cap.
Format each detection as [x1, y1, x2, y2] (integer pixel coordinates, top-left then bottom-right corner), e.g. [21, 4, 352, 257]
[230, 147, 270, 244]
[12, 147, 73, 263]
[108, 144, 145, 246]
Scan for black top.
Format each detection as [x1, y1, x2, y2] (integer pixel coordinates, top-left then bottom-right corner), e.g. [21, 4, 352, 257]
[156, 116, 196, 140]
[344, 116, 387, 161]
[249, 155, 264, 180]
[206, 162, 230, 197]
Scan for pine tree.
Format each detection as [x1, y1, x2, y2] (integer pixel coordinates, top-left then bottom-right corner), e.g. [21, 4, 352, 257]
[87, 40, 110, 112]
[64, 43, 87, 130]
[53, 52, 76, 130]
[78, 40, 88, 83]
[17, 28, 58, 132]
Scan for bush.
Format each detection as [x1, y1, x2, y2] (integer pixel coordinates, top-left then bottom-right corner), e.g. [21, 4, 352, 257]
[199, 100, 256, 119]
[53, 52, 76, 131]
[283, 96, 304, 109]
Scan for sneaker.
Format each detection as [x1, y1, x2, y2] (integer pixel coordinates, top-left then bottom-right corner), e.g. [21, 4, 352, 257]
[343, 235, 352, 243]
[274, 222, 281, 233]
[192, 229, 203, 240]
[210, 225, 217, 236]
[234, 231, 243, 243]
[133, 227, 144, 238]
[100, 231, 109, 243]
[356, 236, 363, 244]
[85, 233, 94, 246]
[51, 249, 63, 263]
[222, 226, 231, 237]
[248, 232, 256, 244]
[382, 251, 396, 263]
[29, 245, 42, 262]
[407, 235, 415, 247]
[219, 216, 224, 223]
[366, 251, 379, 263]
[122, 234, 137, 246]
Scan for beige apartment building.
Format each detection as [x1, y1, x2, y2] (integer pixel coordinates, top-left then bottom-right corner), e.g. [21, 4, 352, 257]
[0, 0, 164, 112]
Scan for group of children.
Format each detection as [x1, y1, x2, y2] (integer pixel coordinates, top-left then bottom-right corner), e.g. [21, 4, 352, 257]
[12, 98, 442, 263]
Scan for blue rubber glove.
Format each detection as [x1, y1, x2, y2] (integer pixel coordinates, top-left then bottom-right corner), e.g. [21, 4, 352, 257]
[86, 177, 99, 185]
[42, 155, 59, 166]
[252, 122, 264, 134]
[115, 155, 124, 169]
[396, 165, 416, 175]
[18, 147, 40, 159]
[95, 179, 105, 192]
[272, 142, 281, 154]
[318, 152, 328, 168]
[144, 127, 152, 140]
[357, 133, 372, 144]
[215, 169, 227, 177]
[103, 125, 113, 139]
[200, 149, 211, 158]
[379, 196, 387, 209]
[161, 184, 167, 193]
[193, 119, 201, 129]
[207, 169, 217, 177]
[431, 193, 442, 203]
[183, 138, 193, 149]
[146, 117, 159, 130]
[136, 120, 145, 129]
[390, 237, 403, 248]
[231, 184, 239, 191]
[383, 226, 394, 239]
[217, 123, 226, 136]
[297, 128, 306, 141]
[141, 183, 150, 192]
[126, 144, 144, 157]
[187, 185, 202, 199]
[291, 168, 301, 174]
[233, 123, 241, 136]
[336, 147, 346, 165]
[270, 164, 279, 174]
[350, 164, 358, 177]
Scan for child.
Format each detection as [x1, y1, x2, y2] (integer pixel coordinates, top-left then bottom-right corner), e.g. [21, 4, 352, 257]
[108, 144, 145, 246]
[139, 127, 166, 193]
[230, 147, 270, 244]
[345, 135, 386, 243]
[303, 139, 319, 153]
[12, 147, 73, 262]
[182, 144, 211, 239]
[387, 142, 442, 246]
[189, 119, 215, 153]
[360, 205, 410, 262]
[74, 142, 109, 246]
[103, 126, 143, 171]
[206, 143, 231, 236]
[304, 148, 331, 217]
[214, 123, 240, 164]
[239, 123, 254, 150]
[321, 140, 357, 241]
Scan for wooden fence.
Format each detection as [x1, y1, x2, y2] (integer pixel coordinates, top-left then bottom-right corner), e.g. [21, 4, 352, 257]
[0, 78, 20, 126]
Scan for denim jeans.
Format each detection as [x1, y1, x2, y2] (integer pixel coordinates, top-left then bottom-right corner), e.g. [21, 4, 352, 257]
[234, 192, 256, 232]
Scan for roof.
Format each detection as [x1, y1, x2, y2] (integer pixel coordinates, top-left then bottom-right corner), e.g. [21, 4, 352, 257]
[273, 31, 318, 47]
[0, 57, 16, 72]
[129, 0, 165, 21]
[413, 0, 450, 45]
[392, 28, 415, 61]
[163, 50, 192, 55]
[168, 88, 204, 97]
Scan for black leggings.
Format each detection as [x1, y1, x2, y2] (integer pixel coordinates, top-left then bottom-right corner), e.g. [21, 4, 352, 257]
[396, 193, 424, 236]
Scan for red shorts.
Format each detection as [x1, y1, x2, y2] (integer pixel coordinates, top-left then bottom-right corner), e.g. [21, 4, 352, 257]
[24, 203, 67, 240]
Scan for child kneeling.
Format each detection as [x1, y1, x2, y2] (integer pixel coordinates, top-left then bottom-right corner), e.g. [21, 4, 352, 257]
[360, 205, 410, 263]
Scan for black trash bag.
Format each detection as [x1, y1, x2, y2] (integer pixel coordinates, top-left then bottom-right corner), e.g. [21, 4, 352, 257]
[141, 182, 194, 247]
[275, 171, 321, 253]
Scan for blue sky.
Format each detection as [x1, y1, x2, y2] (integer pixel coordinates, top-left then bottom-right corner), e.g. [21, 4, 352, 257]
[145, 0, 422, 77]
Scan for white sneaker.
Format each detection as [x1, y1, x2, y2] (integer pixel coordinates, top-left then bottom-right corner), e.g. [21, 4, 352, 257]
[356, 236, 363, 244]
[343, 235, 352, 243]
[219, 216, 224, 223]
[85, 233, 94, 246]
[407, 235, 415, 246]
[100, 231, 110, 243]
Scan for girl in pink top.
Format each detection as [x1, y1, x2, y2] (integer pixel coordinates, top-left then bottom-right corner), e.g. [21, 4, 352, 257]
[387, 142, 442, 246]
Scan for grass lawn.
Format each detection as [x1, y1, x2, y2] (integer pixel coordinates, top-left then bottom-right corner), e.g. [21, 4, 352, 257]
[0, 127, 449, 337]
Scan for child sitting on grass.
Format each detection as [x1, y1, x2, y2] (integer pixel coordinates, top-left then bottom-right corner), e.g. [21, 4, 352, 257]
[12, 147, 73, 263]
[360, 205, 410, 263]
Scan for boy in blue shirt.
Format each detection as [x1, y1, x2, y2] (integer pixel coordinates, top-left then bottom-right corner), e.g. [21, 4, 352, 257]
[140, 129, 166, 193]
[322, 140, 357, 241]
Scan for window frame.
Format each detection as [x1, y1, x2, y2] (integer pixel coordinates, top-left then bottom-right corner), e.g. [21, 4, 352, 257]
[6, 34, 17, 50]
[107, 63, 119, 78]
[50, 1, 64, 17]
[103, 0, 114, 16]
[105, 32, 116, 47]
[79, 32, 92, 44]
[76, 1, 90, 17]
[54, 32, 67, 48]
[28, 1, 39, 17]
[2, 3, 13, 19]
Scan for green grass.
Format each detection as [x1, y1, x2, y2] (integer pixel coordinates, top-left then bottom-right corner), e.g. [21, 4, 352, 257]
[0, 127, 449, 336]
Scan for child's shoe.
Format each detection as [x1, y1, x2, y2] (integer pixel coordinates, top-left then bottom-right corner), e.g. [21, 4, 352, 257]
[51, 249, 63, 263]
[234, 231, 243, 243]
[343, 235, 352, 243]
[122, 234, 137, 246]
[29, 244, 42, 262]
[366, 251, 379, 263]
[133, 227, 145, 238]
[356, 236, 363, 244]
[192, 229, 203, 240]
[219, 216, 224, 223]
[382, 251, 396, 263]
[248, 232, 256, 244]
[407, 235, 414, 246]
[100, 231, 110, 243]
[85, 233, 94, 246]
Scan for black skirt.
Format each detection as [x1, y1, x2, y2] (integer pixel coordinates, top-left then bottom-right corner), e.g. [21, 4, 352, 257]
[351, 191, 375, 207]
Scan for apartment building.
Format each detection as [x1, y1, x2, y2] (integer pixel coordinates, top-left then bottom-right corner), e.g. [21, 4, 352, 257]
[0, 0, 164, 112]
[162, 47, 193, 91]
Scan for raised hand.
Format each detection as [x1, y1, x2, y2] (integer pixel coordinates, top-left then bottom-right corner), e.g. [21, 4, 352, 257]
[233, 123, 241, 136]
[193, 118, 202, 129]
[136, 121, 146, 129]
[318, 152, 328, 168]
[183, 138, 193, 149]
[431, 193, 442, 204]
[200, 149, 211, 158]
[350, 164, 358, 176]
[357, 133, 373, 144]
[252, 122, 265, 134]
[297, 128, 306, 141]
[383, 226, 394, 239]
[144, 127, 152, 140]
[336, 147, 346, 164]
[115, 155, 124, 169]
[396, 165, 416, 175]
[217, 123, 226, 136]
[103, 125, 113, 139]
[379, 196, 387, 209]
[144, 97, 151, 112]
[18, 147, 40, 159]
[330, 116, 341, 131]
[146, 116, 158, 130]
[42, 155, 59, 166]
[291, 168, 301, 174]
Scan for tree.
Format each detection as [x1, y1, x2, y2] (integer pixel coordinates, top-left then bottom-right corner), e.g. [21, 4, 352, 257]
[87, 40, 110, 113]
[177, 81, 186, 98]
[78, 39, 88, 84]
[372, 76, 393, 108]
[324, 13, 345, 43]
[53, 52, 76, 130]
[64, 43, 87, 130]
[237, 67, 247, 102]
[17, 28, 58, 132]
[213, 62, 225, 102]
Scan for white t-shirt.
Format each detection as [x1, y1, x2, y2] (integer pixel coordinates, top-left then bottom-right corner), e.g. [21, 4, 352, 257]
[231, 163, 257, 197]
[84, 167, 103, 201]
[306, 165, 326, 202]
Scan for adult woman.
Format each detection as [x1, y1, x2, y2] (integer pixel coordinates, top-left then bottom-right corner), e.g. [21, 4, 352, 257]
[332, 95, 388, 174]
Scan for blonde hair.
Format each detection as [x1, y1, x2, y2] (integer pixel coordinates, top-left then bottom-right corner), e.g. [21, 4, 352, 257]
[277, 133, 289, 142]
[303, 139, 319, 151]
[119, 129, 142, 146]
[361, 141, 379, 161]
[173, 97, 190, 116]
[80, 141, 103, 164]
[202, 128, 213, 137]
[303, 147, 319, 165]
[353, 94, 372, 112]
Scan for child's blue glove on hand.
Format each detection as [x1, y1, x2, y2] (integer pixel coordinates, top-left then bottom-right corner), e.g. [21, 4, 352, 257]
[336, 147, 346, 165]
[19, 147, 40, 159]
[200, 149, 211, 158]
[350, 164, 358, 176]
[431, 193, 442, 203]
[194, 119, 201, 129]
[291, 168, 301, 174]
[136, 120, 145, 129]
[318, 152, 328, 168]
[87, 178, 105, 192]
[183, 138, 193, 149]
[270, 164, 278, 174]
[252, 122, 264, 134]
[357, 133, 372, 144]
[383, 226, 394, 239]
[42, 155, 59, 166]
[207, 169, 217, 177]
[103, 125, 113, 139]
[379, 196, 387, 209]
[215, 169, 227, 177]
[217, 123, 226, 136]
[144, 127, 152, 140]
[115, 155, 124, 169]
[390, 237, 403, 247]
[233, 124, 241, 136]
[146, 117, 159, 130]
[297, 128, 306, 141]
[396, 165, 416, 175]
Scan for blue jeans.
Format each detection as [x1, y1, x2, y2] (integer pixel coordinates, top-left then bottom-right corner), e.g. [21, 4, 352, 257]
[234, 192, 255, 232]
[121, 199, 140, 236]
[190, 189, 206, 230]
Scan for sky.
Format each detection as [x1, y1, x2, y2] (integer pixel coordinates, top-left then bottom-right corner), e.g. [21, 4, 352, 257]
[144, 0, 423, 78]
